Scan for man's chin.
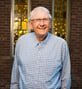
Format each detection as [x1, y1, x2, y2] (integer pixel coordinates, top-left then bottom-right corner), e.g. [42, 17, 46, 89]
[39, 31, 48, 35]
[38, 33, 48, 37]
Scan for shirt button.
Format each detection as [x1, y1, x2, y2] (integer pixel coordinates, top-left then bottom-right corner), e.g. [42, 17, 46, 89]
[35, 81, 37, 85]
[36, 71, 38, 74]
[36, 60, 39, 64]
[38, 50, 40, 53]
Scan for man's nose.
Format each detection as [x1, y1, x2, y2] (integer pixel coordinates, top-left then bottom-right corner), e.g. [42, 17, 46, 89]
[40, 19, 44, 25]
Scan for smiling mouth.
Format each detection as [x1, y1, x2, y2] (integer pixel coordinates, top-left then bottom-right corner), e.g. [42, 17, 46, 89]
[38, 27, 46, 30]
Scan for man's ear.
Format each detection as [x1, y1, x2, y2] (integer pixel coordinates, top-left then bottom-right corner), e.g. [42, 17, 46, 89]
[50, 19, 53, 24]
[28, 21, 33, 30]
[49, 19, 53, 28]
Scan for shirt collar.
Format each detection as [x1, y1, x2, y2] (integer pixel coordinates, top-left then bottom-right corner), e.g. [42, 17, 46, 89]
[32, 32, 50, 47]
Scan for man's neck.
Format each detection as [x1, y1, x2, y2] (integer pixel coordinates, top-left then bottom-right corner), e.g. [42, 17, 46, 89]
[35, 34, 48, 42]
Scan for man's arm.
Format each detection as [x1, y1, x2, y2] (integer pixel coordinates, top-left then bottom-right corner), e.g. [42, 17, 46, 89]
[10, 44, 19, 89]
[61, 41, 71, 89]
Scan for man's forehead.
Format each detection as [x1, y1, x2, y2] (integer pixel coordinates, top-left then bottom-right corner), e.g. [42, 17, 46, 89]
[32, 9, 49, 18]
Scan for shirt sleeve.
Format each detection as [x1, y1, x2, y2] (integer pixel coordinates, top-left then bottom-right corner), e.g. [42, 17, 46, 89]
[10, 43, 19, 89]
[61, 41, 71, 89]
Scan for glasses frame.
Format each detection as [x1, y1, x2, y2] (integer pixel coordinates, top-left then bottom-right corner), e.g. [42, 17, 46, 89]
[30, 18, 51, 23]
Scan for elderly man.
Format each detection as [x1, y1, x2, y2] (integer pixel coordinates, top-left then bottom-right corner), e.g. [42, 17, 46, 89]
[10, 6, 71, 89]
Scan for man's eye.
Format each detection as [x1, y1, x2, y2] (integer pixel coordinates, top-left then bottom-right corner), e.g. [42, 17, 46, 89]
[43, 18, 48, 20]
[43, 18, 49, 21]
[36, 19, 41, 21]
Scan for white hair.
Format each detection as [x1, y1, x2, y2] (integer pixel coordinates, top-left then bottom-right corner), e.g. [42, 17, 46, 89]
[28, 6, 52, 20]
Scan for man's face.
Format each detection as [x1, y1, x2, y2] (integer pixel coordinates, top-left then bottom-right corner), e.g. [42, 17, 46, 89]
[29, 9, 52, 38]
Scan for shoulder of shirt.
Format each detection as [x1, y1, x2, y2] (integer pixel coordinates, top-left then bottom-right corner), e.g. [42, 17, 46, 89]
[16, 32, 34, 46]
[49, 33, 66, 43]
[17, 32, 34, 41]
[49, 33, 68, 49]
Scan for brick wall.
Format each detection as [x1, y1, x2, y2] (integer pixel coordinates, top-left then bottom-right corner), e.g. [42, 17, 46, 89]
[31, 0, 52, 14]
[0, 0, 11, 89]
[70, 0, 82, 88]
[0, 0, 11, 56]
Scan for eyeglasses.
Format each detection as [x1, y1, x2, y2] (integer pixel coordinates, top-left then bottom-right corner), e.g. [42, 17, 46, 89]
[30, 18, 51, 23]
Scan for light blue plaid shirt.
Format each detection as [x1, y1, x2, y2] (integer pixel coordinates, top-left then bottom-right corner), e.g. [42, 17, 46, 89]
[10, 32, 71, 89]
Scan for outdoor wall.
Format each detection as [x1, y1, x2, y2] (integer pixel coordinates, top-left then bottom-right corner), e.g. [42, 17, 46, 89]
[0, 0, 82, 89]
[70, 0, 82, 88]
[0, 0, 11, 89]
[31, 0, 52, 14]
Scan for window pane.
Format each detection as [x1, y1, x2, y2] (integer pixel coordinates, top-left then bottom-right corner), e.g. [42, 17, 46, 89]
[53, 0, 67, 40]
[14, 0, 28, 47]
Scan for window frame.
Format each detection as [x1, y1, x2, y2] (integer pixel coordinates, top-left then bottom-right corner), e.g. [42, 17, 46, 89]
[52, 0, 71, 45]
[10, 0, 31, 58]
